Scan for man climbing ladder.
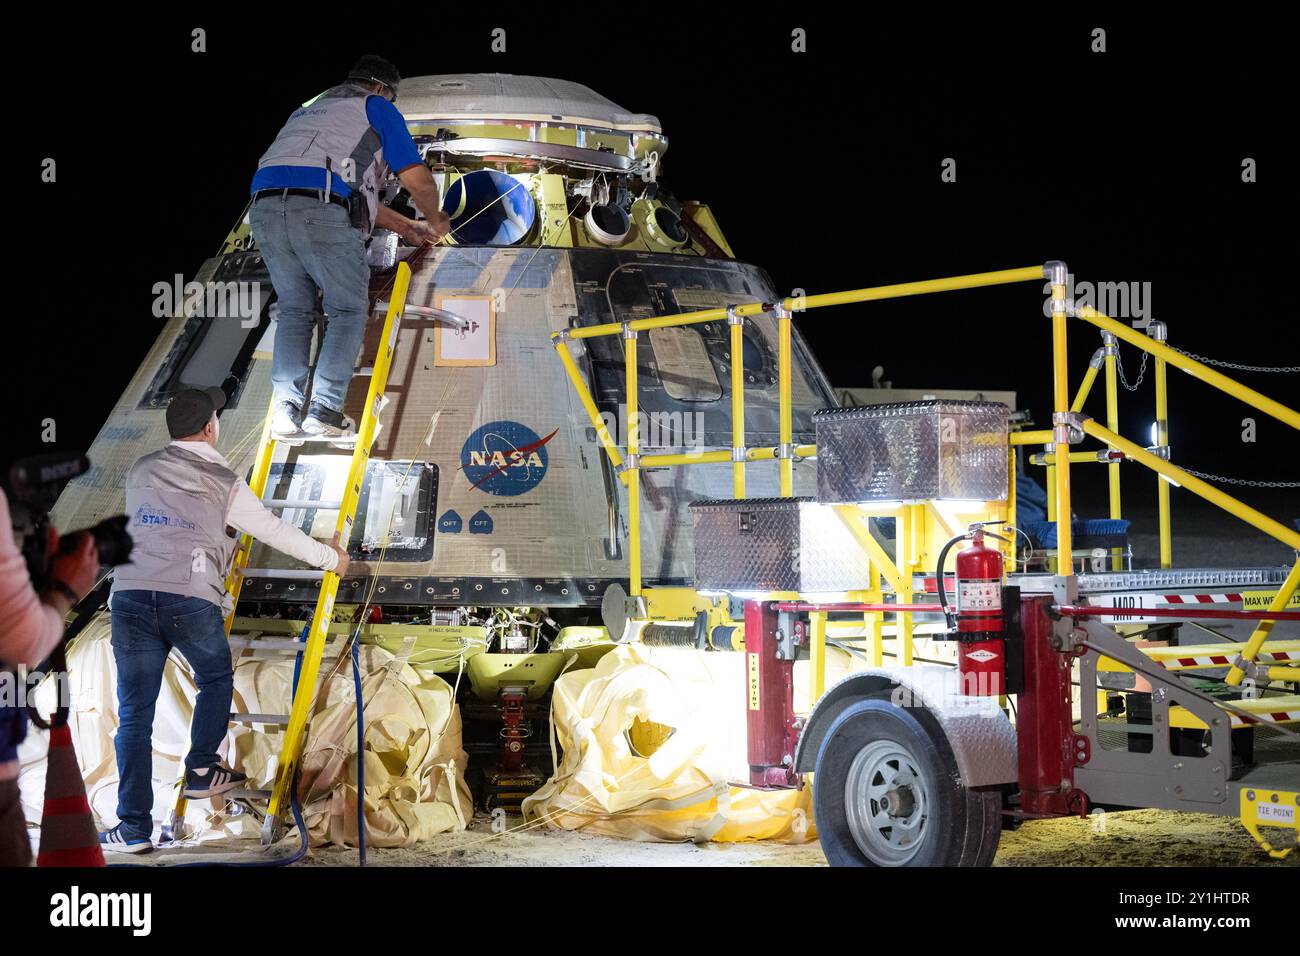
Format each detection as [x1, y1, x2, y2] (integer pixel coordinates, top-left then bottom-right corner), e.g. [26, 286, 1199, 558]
[249, 54, 448, 443]
[101, 386, 350, 854]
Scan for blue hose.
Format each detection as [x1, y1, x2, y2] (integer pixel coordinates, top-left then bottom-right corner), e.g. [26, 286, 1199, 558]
[351, 636, 366, 867]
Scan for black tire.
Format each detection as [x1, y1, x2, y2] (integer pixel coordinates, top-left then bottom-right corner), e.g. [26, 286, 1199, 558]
[958, 789, 1003, 867]
[813, 698, 995, 867]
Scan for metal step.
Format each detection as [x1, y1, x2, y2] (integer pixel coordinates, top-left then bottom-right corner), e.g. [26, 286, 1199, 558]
[262, 498, 343, 510]
[1009, 566, 1294, 596]
[226, 788, 272, 802]
[228, 636, 306, 651]
[228, 635, 342, 652]
[1171, 694, 1300, 730]
[230, 712, 290, 726]
[238, 568, 326, 580]
[1143, 640, 1299, 670]
[295, 433, 359, 445]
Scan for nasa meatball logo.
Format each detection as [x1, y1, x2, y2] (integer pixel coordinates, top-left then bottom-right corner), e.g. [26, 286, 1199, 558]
[460, 420, 556, 496]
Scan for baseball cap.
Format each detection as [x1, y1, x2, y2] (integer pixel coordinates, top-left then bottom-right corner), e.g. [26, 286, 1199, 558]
[166, 386, 227, 439]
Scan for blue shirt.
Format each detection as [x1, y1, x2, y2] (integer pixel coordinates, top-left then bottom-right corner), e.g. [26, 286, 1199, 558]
[250, 95, 423, 196]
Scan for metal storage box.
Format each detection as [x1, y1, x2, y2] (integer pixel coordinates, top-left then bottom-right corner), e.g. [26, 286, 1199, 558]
[689, 497, 870, 592]
[812, 401, 1009, 503]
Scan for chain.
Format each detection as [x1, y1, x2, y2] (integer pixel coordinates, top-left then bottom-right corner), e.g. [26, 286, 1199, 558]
[1115, 345, 1148, 392]
[1181, 467, 1300, 489]
[1171, 347, 1299, 374]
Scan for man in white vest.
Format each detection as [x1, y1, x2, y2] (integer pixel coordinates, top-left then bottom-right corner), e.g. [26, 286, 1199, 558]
[250, 55, 449, 443]
[100, 387, 349, 853]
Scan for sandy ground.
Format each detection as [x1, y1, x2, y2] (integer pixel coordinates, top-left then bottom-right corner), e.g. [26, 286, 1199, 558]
[278, 808, 1295, 868]
[95, 804, 1296, 868]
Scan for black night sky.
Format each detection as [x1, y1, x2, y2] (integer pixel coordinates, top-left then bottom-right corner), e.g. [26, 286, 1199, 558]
[9, 11, 1297, 522]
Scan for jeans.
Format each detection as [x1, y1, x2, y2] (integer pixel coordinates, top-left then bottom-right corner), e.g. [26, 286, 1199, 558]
[110, 590, 232, 840]
[0, 780, 30, 867]
[250, 193, 370, 415]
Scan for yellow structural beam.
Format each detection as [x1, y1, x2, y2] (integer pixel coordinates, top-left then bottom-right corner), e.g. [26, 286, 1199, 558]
[1006, 445, 1018, 572]
[778, 306, 794, 497]
[1103, 337, 1124, 570]
[893, 505, 914, 666]
[554, 266, 1046, 341]
[1010, 430, 1054, 445]
[1228, 558, 1300, 686]
[1071, 360, 1100, 413]
[831, 506, 903, 593]
[555, 338, 625, 476]
[641, 450, 730, 467]
[1075, 306, 1300, 431]
[809, 611, 827, 704]
[221, 397, 279, 635]
[746, 444, 817, 461]
[1049, 271, 1073, 561]
[625, 325, 642, 596]
[1081, 420, 1300, 551]
[1152, 323, 1173, 568]
[730, 308, 746, 497]
[795, 266, 1046, 311]
[638, 444, 818, 469]
[1031, 450, 1121, 465]
[1171, 694, 1300, 730]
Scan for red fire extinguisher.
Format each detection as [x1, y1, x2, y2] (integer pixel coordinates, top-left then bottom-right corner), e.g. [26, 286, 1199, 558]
[937, 523, 1010, 697]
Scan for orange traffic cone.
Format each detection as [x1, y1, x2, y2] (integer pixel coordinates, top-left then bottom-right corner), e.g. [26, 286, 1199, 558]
[36, 723, 105, 867]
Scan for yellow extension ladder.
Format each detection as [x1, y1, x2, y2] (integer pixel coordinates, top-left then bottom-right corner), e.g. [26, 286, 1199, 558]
[161, 262, 412, 847]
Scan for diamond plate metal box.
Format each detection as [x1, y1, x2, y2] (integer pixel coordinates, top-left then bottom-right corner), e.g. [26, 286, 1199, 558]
[689, 497, 869, 592]
[812, 401, 1009, 503]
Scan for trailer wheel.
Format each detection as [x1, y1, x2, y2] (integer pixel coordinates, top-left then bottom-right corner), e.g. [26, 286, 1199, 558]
[958, 788, 1003, 867]
[813, 698, 997, 867]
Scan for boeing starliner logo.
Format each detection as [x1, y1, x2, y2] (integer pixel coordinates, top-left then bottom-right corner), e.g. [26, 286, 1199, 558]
[134, 505, 195, 530]
[459, 420, 556, 497]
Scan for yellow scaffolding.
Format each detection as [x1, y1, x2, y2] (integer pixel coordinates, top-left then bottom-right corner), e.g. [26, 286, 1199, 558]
[551, 262, 1300, 692]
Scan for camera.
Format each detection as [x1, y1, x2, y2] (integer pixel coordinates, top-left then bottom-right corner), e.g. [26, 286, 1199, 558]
[7, 451, 133, 591]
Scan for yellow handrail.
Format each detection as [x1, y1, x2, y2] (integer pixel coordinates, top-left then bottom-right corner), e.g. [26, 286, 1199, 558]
[1079, 420, 1300, 550]
[1076, 306, 1300, 430]
[552, 266, 1046, 341]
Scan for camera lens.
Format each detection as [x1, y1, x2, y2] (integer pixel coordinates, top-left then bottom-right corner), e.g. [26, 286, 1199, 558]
[58, 515, 133, 567]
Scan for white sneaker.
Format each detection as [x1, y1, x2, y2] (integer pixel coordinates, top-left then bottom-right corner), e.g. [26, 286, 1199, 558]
[99, 824, 153, 854]
[270, 401, 305, 444]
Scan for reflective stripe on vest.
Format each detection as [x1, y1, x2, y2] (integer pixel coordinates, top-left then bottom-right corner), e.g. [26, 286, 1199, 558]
[111, 446, 240, 607]
[257, 83, 387, 235]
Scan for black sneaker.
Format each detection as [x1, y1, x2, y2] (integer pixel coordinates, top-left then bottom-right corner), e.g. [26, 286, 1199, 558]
[99, 823, 153, 854]
[183, 764, 248, 799]
[302, 401, 357, 441]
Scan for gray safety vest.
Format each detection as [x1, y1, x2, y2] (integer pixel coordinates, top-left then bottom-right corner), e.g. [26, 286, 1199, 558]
[112, 446, 241, 606]
[256, 82, 389, 235]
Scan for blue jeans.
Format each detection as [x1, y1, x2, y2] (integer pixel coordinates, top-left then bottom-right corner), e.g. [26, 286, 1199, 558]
[110, 590, 233, 840]
[250, 193, 370, 414]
